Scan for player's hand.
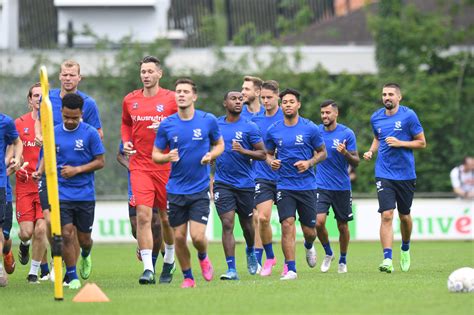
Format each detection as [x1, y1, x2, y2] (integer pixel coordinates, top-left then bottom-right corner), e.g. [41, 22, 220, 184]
[385, 136, 402, 147]
[9, 157, 21, 171]
[17, 168, 29, 183]
[231, 140, 244, 153]
[201, 152, 212, 165]
[336, 140, 348, 155]
[32, 171, 42, 182]
[35, 134, 43, 147]
[123, 141, 136, 156]
[168, 148, 180, 162]
[294, 160, 311, 173]
[270, 159, 281, 170]
[363, 151, 373, 161]
[61, 165, 80, 178]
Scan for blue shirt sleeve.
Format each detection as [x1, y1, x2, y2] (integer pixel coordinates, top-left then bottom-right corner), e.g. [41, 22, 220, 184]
[208, 115, 221, 143]
[89, 128, 106, 156]
[248, 122, 263, 145]
[154, 123, 168, 150]
[265, 126, 276, 152]
[310, 123, 324, 149]
[5, 119, 19, 142]
[346, 129, 357, 152]
[83, 99, 102, 129]
[408, 110, 423, 137]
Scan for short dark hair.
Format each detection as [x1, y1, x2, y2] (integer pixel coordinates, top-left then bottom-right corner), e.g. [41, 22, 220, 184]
[175, 78, 197, 93]
[383, 82, 401, 92]
[279, 88, 301, 101]
[27, 82, 41, 98]
[62, 93, 84, 111]
[320, 99, 338, 109]
[140, 55, 161, 68]
[262, 80, 279, 94]
[223, 90, 241, 100]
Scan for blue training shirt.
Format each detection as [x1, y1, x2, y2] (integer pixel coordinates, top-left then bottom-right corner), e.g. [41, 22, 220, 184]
[316, 124, 357, 191]
[251, 108, 284, 182]
[215, 116, 263, 189]
[55, 122, 105, 201]
[241, 104, 265, 120]
[154, 110, 221, 195]
[266, 116, 324, 190]
[0, 114, 19, 188]
[118, 142, 133, 199]
[371, 105, 424, 180]
[47, 89, 102, 128]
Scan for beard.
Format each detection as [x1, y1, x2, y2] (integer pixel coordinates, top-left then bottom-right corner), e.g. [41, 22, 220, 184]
[384, 101, 395, 110]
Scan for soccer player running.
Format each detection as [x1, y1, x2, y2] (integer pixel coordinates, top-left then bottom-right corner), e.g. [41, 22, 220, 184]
[251, 80, 284, 276]
[315, 100, 359, 274]
[55, 93, 105, 289]
[15, 83, 50, 283]
[153, 78, 224, 288]
[121, 56, 177, 284]
[116, 142, 165, 276]
[363, 83, 426, 273]
[214, 91, 265, 280]
[265, 88, 327, 280]
[0, 112, 23, 287]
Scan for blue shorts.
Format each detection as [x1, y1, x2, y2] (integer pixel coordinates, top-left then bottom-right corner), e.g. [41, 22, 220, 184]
[254, 179, 277, 207]
[60, 201, 95, 233]
[375, 178, 416, 215]
[276, 189, 317, 227]
[167, 189, 210, 227]
[214, 182, 254, 218]
[3, 201, 13, 239]
[316, 189, 353, 222]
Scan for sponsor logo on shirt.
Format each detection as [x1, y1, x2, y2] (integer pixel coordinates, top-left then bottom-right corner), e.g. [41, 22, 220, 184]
[394, 121, 402, 131]
[173, 136, 178, 143]
[22, 140, 37, 147]
[295, 134, 304, 145]
[24, 127, 29, 134]
[377, 128, 382, 134]
[192, 129, 203, 140]
[132, 102, 138, 109]
[156, 104, 164, 112]
[74, 139, 84, 151]
[130, 114, 166, 122]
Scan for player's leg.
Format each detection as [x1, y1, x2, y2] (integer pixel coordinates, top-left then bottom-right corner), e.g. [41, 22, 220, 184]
[18, 221, 34, 265]
[2, 200, 15, 274]
[298, 190, 318, 270]
[376, 178, 396, 273]
[62, 222, 80, 289]
[218, 211, 238, 280]
[257, 199, 276, 276]
[174, 222, 195, 288]
[150, 211, 163, 272]
[315, 190, 334, 272]
[76, 201, 95, 281]
[236, 188, 258, 275]
[28, 218, 47, 283]
[253, 209, 263, 268]
[0, 189, 7, 286]
[396, 179, 416, 272]
[337, 220, 350, 273]
[277, 190, 297, 280]
[333, 190, 353, 274]
[189, 190, 213, 283]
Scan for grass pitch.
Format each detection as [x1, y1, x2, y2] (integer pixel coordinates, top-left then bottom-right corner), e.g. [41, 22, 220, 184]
[2, 241, 473, 315]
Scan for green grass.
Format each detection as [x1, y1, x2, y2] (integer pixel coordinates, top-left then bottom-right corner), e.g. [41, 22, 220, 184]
[3, 241, 473, 315]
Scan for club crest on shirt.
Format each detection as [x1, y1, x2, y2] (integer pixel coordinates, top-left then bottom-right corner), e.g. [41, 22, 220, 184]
[394, 121, 402, 131]
[192, 129, 203, 140]
[332, 139, 340, 149]
[74, 139, 84, 151]
[156, 104, 164, 112]
[234, 131, 243, 141]
[24, 127, 29, 134]
[295, 134, 304, 145]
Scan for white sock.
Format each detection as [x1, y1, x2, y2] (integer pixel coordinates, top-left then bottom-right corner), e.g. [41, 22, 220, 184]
[140, 249, 154, 272]
[29, 260, 41, 276]
[164, 243, 175, 264]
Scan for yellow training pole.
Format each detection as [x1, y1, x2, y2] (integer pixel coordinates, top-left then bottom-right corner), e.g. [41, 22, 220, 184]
[39, 66, 63, 301]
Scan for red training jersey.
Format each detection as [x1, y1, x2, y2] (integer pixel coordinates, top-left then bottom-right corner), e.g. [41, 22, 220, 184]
[121, 88, 177, 171]
[15, 112, 41, 194]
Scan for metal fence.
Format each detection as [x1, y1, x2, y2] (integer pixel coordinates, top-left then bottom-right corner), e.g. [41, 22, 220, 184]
[16, 0, 334, 48]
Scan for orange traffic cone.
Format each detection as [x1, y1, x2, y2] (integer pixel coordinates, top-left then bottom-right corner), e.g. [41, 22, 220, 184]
[72, 283, 110, 302]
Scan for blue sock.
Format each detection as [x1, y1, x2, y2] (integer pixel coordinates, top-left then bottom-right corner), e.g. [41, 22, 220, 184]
[66, 265, 78, 280]
[226, 256, 236, 271]
[401, 240, 410, 251]
[255, 248, 263, 265]
[81, 248, 91, 258]
[339, 252, 347, 264]
[383, 248, 392, 259]
[40, 263, 50, 275]
[245, 246, 254, 254]
[287, 260, 296, 273]
[263, 243, 275, 259]
[183, 268, 194, 280]
[152, 254, 158, 268]
[322, 242, 333, 256]
[304, 241, 313, 250]
[198, 252, 207, 261]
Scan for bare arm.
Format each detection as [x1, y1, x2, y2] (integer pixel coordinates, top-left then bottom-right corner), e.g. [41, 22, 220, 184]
[116, 151, 130, 170]
[201, 137, 225, 165]
[232, 141, 266, 161]
[385, 132, 426, 149]
[60, 155, 105, 179]
[294, 144, 327, 173]
[336, 140, 360, 168]
[363, 136, 380, 161]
